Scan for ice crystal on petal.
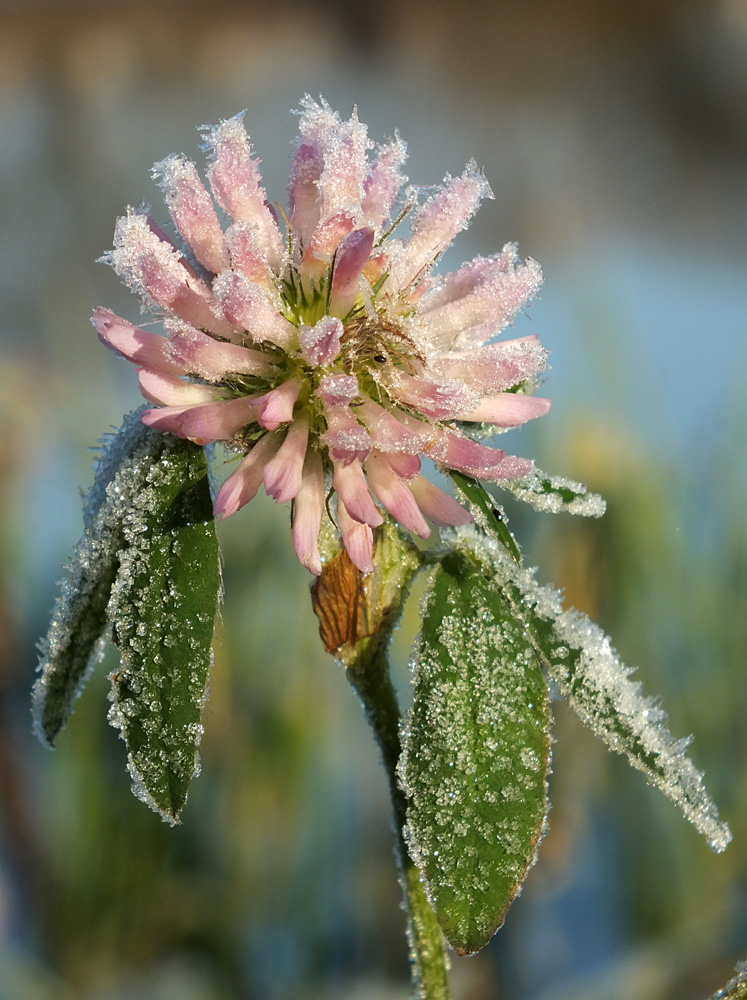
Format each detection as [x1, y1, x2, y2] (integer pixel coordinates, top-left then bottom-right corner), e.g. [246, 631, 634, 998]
[98, 97, 551, 573]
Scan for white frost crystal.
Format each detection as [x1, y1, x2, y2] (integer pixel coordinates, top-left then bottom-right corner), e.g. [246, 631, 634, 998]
[453, 526, 732, 853]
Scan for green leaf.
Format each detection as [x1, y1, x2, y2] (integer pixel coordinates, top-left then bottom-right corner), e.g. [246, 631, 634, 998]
[400, 549, 551, 955]
[498, 468, 606, 517]
[708, 962, 747, 1000]
[449, 470, 522, 564]
[33, 412, 157, 747]
[457, 528, 732, 854]
[106, 434, 220, 824]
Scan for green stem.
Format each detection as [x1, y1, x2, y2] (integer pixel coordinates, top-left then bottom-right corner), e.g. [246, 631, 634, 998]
[346, 637, 451, 1000]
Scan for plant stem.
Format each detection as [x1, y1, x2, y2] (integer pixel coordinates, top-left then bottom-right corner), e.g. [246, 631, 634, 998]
[346, 637, 451, 1000]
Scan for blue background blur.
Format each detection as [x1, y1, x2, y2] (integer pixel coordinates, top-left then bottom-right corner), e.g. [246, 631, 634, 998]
[0, 1, 745, 997]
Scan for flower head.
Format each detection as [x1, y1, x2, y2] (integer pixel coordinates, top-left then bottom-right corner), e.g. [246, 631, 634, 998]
[96, 96, 549, 575]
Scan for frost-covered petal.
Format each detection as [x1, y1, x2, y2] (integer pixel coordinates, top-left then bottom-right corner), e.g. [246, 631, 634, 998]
[288, 140, 324, 246]
[202, 113, 285, 269]
[213, 432, 281, 518]
[429, 336, 548, 394]
[173, 395, 259, 445]
[165, 324, 277, 380]
[362, 135, 408, 231]
[384, 371, 479, 419]
[407, 475, 473, 527]
[329, 227, 375, 318]
[441, 431, 534, 480]
[299, 315, 343, 366]
[93, 308, 183, 375]
[323, 406, 371, 465]
[252, 377, 303, 431]
[356, 399, 424, 455]
[224, 222, 276, 291]
[332, 460, 383, 527]
[152, 155, 225, 274]
[299, 212, 355, 282]
[365, 451, 430, 538]
[417, 249, 543, 350]
[337, 499, 374, 574]
[389, 161, 492, 291]
[461, 394, 551, 427]
[317, 373, 359, 407]
[137, 369, 227, 406]
[263, 415, 310, 502]
[212, 270, 295, 349]
[109, 212, 234, 336]
[291, 450, 325, 576]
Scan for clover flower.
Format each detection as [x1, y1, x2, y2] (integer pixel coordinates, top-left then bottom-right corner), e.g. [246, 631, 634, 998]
[94, 96, 549, 575]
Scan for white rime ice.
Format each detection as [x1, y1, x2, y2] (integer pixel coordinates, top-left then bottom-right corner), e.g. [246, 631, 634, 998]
[500, 469, 607, 517]
[453, 527, 732, 853]
[33, 410, 156, 747]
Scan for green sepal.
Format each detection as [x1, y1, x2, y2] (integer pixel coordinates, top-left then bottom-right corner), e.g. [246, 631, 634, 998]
[400, 547, 551, 955]
[106, 433, 220, 824]
[498, 468, 606, 517]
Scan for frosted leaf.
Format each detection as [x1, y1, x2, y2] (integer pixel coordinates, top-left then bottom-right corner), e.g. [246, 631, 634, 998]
[497, 468, 606, 517]
[33, 411, 159, 747]
[708, 961, 747, 1000]
[453, 527, 732, 853]
[400, 549, 551, 954]
[106, 428, 220, 824]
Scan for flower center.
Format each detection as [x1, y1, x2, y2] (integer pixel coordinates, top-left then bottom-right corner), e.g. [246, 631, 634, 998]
[339, 314, 425, 376]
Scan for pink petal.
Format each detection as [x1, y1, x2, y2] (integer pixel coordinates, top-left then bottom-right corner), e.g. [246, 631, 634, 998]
[362, 135, 408, 231]
[356, 400, 423, 454]
[417, 248, 543, 350]
[175, 395, 259, 445]
[441, 432, 507, 477]
[429, 335, 549, 394]
[461, 394, 551, 426]
[329, 227, 375, 318]
[407, 475, 473, 527]
[479, 455, 535, 480]
[262, 416, 310, 502]
[332, 460, 383, 527]
[365, 451, 430, 538]
[390, 161, 492, 291]
[213, 270, 295, 350]
[109, 212, 234, 337]
[92, 308, 183, 374]
[316, 103, 370, 223]
[386, 451, 421, 480]
[337, 500, 374, 574]
[213, 432, 281, 518]
[224, 222, 276, 291]
[152, 155, 225, 274]
[288, 140, 324, 247]
[322, 405, 371, 465]
[299, 212, 354, 283]
[166, 325, 277, 380]
[299, 315, 343, 366]
[202, 114, 285, 269]
[141, 405, 195, 435]
[253, 377, 302, 430]
[291, 450, 325, 576]
[137, 369, 227, 406]
[384, 371, 479, 419]
[316, 373, 359, 407]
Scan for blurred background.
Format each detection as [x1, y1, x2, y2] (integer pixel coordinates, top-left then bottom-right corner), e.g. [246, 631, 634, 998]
[0, 0, 745, 997]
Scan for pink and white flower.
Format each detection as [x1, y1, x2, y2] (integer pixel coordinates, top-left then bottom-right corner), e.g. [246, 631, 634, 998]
[95, 96, 550, 575]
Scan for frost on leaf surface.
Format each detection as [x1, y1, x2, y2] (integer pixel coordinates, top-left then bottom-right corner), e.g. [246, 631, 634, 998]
[33, 411, 158, 747]
[400, 549, 551, 955]
[106, 427, 220, 824]
[455, 528, 732, 853]
[498, 468, 606, 517]
[708, 961, 747, 1000]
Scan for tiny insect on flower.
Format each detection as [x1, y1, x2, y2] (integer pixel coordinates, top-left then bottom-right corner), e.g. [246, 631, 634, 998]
[95, 96, 549, 575]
